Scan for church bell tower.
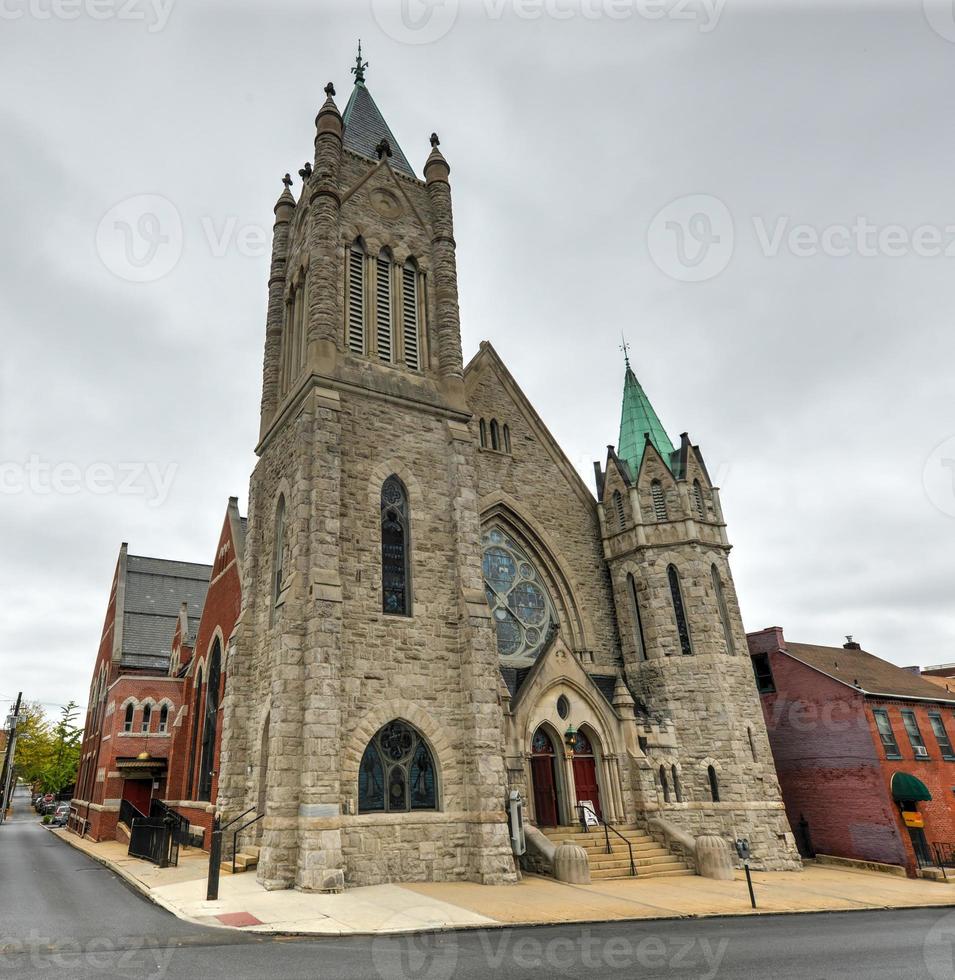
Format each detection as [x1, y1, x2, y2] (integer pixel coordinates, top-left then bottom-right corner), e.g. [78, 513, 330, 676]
[217, 50, 517, 891]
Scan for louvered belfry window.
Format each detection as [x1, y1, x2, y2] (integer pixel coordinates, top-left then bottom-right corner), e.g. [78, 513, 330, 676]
[347, 241, 366, 354]
[693, 479, 706, 520]
[376, 249, 393, 362]
[402, 261, 420, 370]
[612, 490, 626, 530]
[651, 480, 668, 521]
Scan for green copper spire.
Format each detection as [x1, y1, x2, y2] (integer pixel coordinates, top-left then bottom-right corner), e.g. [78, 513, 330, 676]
[617, 344, 675, 477]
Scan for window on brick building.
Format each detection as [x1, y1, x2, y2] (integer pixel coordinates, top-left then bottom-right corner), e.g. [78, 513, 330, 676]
[873, 709, 901, 759]
[707, 765, 720, 802]
[751, 653, 775, 694]
[123, 703, 134, 733]
[140, 704, 151, 733]
[650, 480, 668, 521]
[381, 476, 411, 616]
[671, 764, 683, 802]
[198, 641, 222, 802]
[901, 710, 928, 758]
[627, 573, 648, 662]
[158, 704, 169, 734]
[659, 765, 670, 803]
[929, 712, 954, 760]
[667, 565, 692, 655]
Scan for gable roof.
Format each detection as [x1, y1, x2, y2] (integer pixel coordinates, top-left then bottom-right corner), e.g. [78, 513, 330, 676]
[342, 81, 415, 178]
[783, 641, 955, 704]
[618, 362, 675, 478]
[121, 555, 211, 670]
[464, 341, 596, 511]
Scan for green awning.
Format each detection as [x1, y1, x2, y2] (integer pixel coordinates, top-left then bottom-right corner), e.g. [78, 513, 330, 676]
[891, 771, 932, 802]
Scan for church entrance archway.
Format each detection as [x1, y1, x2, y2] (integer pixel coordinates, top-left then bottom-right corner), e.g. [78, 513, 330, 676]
[531, 726, 561, 826]
[571, 727, 602, 821]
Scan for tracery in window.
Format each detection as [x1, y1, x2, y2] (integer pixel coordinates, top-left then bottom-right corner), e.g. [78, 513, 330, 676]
[482, 527, 557, 662]
[358, 720, 437, 813]
[381, 476, 411, 615]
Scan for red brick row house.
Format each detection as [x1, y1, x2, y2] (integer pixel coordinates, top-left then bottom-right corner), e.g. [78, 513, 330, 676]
[71, 498, 244, 848]
[748, 627, 955, 876]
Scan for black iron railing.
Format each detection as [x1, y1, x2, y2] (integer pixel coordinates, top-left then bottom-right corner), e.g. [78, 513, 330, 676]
[128, 817, 175, 867]
[150, 798, 192, 847]
[231, 812, 265, 875]
[119, 798, 147, 830]
[207, 806, 256, 901]
[576, 803, 636, 877]
[932, 841, 955, 878]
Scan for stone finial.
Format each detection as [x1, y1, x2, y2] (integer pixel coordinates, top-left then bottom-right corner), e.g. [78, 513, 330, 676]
[324, 81, 336, 98]
[424, 135, 450, 185]
[430, 132, 440, 148]
[299, 162, 313, 180]
[375, 137, 392, 160]
[282, 173, 292, 189]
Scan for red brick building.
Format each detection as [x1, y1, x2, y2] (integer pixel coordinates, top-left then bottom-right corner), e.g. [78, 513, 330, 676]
[748, 627, 955, 876]
[72, 499, 244, 848]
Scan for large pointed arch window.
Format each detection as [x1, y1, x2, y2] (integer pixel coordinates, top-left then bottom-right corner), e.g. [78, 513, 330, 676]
[667, 564, 692, 655]
[482, 528, 557, 662]
[711, 563, 736, 655]
[347, 239, 366, 355]
[381, 476, 411, 615]
[627, 572, 648, 661]
[358, 720, 437, 813]
[197, 640, 221, 802]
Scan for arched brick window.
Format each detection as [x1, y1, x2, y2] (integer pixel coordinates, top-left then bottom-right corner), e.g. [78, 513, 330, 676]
[123, 703, 134, 733]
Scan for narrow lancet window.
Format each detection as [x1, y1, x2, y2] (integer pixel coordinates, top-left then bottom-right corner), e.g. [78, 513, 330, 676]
[381, 476, 411, 615]
[667, 564, 692, 655]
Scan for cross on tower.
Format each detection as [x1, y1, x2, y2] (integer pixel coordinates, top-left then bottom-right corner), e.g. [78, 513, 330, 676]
[351, 40, 368, 85]
[282, 173, 292, 190]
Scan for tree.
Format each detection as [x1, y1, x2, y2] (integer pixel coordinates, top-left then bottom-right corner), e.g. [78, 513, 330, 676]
[12, 701, 52, 788]
[40, 702, 81, 795]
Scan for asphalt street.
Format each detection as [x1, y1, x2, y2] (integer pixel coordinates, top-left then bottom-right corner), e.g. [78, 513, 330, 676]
[3, 784, 955, 979]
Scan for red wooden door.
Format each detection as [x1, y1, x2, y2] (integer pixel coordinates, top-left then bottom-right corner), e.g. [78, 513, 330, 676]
[572, 756, 602, 820]
[531, 756, 558, 826]
[531, 727, 559, 826]
[121, 779, 151, 816]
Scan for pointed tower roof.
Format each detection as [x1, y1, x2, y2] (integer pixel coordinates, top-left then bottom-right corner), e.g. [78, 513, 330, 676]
[617, 348, 675, 477]
[342, 43, 415, 178]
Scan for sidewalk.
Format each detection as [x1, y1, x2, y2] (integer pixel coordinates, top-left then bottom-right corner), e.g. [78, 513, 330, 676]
[51, 828, 955, 936]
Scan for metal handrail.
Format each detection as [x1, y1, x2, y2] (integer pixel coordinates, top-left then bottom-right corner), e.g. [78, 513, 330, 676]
[231, 812, 265, 875]
[576, 803, 636, 877]
[219, 805, 255, 833]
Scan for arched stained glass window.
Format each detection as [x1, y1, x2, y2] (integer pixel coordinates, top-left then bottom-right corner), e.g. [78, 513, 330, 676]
[668, 564, 692, 655]
[381, 476, 411, 615]
[198, 641, 221, 802]
[358, 720, 437, 813]
[158, 704, 169, 733]
[712, 564, 736, 655]
[123, 703, 134, 733]
[627, 573, 648, 661]
[141, 703, 152, 733]
[482, 528, 557, 662]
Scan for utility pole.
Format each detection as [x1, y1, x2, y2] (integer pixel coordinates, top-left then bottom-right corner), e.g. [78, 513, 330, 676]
[0, 693, 23, 824]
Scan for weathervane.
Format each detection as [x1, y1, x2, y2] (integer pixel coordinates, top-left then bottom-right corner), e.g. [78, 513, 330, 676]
[351, 40, 368, 84]
[620, 334, 631, 369]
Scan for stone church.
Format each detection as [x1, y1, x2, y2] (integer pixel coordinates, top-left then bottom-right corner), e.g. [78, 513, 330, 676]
[217, 55, 801, 891]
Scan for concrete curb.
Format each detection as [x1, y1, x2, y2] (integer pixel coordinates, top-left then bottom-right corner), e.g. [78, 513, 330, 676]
[44, 827, 955, 941]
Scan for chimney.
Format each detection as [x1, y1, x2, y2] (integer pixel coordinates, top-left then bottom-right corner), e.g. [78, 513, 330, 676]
[844, 635, 861, 650]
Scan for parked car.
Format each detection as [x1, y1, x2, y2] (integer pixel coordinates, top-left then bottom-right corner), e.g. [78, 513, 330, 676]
[50, 804, 70, 827]
[40, 799, 58, 816]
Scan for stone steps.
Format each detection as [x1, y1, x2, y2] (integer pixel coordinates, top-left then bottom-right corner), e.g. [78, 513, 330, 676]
[542, 824, 690, 881]
[220, 846, 260, 875]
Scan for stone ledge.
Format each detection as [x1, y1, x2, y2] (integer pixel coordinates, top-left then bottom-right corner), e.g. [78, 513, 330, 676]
[813, 854, 908, 877]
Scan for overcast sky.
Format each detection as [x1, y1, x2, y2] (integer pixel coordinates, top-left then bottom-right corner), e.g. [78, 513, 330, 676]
[2, 0, 954, 716]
